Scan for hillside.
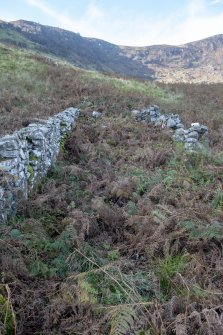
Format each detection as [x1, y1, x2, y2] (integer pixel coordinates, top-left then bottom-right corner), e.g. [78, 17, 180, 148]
[0, 42, 172, 136]
[0, 20, 154, 79]
[1, 20, 223, 82]
[120, 35, 223, 83]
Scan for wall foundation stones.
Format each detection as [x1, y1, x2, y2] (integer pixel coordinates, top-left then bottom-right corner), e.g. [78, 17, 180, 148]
[0, 107, 80, 223]
[132, 105, 209, 151]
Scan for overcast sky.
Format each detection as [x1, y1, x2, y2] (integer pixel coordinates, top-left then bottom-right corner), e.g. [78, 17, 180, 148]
[1, 0, 223, 46]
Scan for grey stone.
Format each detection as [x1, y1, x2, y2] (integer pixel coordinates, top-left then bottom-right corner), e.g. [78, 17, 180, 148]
[185, 138, 198, 143]
[187, 131, 199, 139]
[31, 150, 42, 158]
[132, 105, 208, 153]
[157, 115, 166, 122]
[189, 123, 204, 133]
[211, 220, 223, 229]
[131, 110, 141, 117]
[150, 105, 160, 111]
[151, 116, 158, 123]
[0, 138, 19, 152]
[149, 110, 157, 116]
[200, 125, 208, 134]
[176, 123, 184, 129]
[0, 187, 4, 200]
[19, 149, 27, 160]
[173, 134, 185, 142]
[167, 118, 177, 129]
[0, 158, 20, 172]
[0, 150, 19, 159]
[191, 122, 200, 127]
[175, 128, 186, 136]
[155, 115, 166, 126]
[92, 111, 102, 118]
[0, 107, 80, 223]
[185, 142, 199, 151]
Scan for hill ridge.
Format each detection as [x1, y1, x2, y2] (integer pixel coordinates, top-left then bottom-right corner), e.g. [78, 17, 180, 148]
[0, 19, 154, 79]
[0, 19, 223, 82]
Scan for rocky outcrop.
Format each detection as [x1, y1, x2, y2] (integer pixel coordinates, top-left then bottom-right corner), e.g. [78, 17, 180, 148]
[132, 105, 208, 150]
[0, 107, 80, 223]
[121, 35, 223, 83]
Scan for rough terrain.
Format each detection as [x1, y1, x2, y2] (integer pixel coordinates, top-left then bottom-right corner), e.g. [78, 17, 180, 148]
[0, 41, 223, 335]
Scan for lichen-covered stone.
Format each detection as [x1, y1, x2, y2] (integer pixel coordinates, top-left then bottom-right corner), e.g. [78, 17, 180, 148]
[0, 107, 80, 223]
[187, 131, 199, 139]
[131, 105, 209, 152]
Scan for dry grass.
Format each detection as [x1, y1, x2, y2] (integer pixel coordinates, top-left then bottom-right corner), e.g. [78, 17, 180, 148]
[0, 43, 223, 334]
[159, 82, 223, 151]
[0, 44, 154, 136]
[1, 108, 223, 334]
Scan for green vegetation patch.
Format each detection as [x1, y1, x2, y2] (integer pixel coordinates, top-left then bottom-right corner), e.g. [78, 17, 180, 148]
[0, 28, 37, 48]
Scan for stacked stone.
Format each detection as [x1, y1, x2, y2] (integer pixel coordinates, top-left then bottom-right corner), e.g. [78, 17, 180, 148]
[132, 105, 160, 122]
[132, 105, 182, 129]
[132, 105, 208, 150]
[173, 122, 208, 150]
[0, 107, 80, 223]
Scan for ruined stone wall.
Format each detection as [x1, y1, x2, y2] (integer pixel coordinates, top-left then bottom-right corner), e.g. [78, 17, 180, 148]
[132, 105, 209, 150]
[0, 104, 209, 223]
[0, 107, 80, 223]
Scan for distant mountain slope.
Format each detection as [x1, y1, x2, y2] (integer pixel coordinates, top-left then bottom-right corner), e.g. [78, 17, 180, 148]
[0, 19, 223, 82]
[120, 35, 223, 83]
[0, 20, 154, 79]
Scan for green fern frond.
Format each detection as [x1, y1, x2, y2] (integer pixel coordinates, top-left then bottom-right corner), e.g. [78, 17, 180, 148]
[78, 278, 98, 304]
[109, 306, 137, 335]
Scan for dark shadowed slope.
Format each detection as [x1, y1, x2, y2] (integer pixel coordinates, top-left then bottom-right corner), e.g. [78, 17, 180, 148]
[0, 20, 154, 79]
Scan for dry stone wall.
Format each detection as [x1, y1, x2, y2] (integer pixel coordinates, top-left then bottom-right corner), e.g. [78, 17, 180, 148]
[0, 107, 80, 223]
[132, 105, 209, 150]
[0, 104, 209, 223]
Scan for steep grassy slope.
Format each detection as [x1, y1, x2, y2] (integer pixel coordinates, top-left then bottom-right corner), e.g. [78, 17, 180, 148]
[0, 20, 154, 79]
[1, 42, 223, 146]
[0, 43, 223, 334]
[0, 42, 169, 135]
